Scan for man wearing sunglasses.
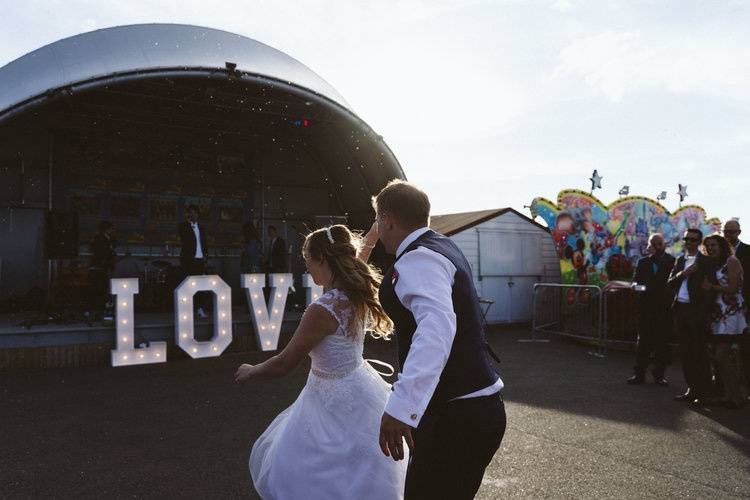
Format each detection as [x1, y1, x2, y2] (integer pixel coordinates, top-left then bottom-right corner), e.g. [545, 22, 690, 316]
[667, 228, 713, 404]
[722, 219, 750, 392]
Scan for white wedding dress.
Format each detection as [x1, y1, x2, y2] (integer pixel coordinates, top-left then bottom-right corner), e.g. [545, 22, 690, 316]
[250, 289, 408, 499]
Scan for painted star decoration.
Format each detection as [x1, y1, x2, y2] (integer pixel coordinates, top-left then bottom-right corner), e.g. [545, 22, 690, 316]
[589, 170, 603, 192]
[678, 184, 688, 202]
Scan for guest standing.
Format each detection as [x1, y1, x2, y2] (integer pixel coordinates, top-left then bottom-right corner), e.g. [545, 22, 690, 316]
[627, 233, 675, 385]
[701, 234, 747, 408]
[667, 228, 713, 404]
[722, 219, 750, 390]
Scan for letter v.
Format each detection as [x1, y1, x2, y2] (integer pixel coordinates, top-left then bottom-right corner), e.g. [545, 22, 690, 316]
[241, 273, 292, 351]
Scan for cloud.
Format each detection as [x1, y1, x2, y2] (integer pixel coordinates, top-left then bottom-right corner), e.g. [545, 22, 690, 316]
[551, 0, 576, 12]
[555, 30, 750, 102]
[350, 48, 530, 143]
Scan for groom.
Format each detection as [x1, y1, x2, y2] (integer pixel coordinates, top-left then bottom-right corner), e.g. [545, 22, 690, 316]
[374, 180, 506, 499]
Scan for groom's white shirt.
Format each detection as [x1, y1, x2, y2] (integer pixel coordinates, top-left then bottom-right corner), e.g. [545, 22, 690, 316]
[384, 227, 504, 427]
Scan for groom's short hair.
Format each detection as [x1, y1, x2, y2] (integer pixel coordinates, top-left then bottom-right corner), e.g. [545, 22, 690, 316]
[372, 180, 430, 228]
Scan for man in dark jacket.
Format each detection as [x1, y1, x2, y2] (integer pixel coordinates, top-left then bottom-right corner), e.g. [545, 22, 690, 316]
[667, 228, 713, 403]
[722, 219, 750, 389]
[627, 233, 675, 385]
[179, 205, 209, 318]
[89, 221, 116, 315]
[266, 225, 287, 273]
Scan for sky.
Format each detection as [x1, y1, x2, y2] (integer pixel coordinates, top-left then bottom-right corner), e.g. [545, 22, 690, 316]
[1, 0, 749, 226]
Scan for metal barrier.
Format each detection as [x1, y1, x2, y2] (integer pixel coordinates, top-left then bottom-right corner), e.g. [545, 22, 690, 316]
[601, 285, 682, 353]
[529, 282, 680, 358]
[525, 283, 605, 357]
[601, 286, 639, 356]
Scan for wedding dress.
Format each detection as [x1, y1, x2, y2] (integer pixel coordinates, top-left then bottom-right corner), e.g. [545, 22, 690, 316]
[250, 289, 407, 499]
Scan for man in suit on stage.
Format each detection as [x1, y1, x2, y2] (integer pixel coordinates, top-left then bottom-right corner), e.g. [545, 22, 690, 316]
[266, 225, 287, 273]
[179, 204, 209, 318]
[722, 219, 750, 390]
[627, 233, 675, 386]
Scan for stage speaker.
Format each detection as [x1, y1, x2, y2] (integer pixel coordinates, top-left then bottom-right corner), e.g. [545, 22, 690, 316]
[46, 210, 79, 259]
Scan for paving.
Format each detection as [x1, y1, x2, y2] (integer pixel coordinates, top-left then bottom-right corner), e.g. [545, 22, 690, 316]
[1, 327, 748, 499]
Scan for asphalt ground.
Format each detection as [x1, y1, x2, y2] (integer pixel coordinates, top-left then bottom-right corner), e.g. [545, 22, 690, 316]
[2, 327, 749, 499]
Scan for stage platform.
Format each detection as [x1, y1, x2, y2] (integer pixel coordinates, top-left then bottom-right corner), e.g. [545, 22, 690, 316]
[0, 307, 303, 369]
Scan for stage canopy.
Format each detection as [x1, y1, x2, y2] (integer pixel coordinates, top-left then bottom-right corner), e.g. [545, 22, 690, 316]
[0, 24, 405, 298]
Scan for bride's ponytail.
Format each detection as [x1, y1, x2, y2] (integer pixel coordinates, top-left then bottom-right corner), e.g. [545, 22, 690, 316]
[303, 225, 393, 339]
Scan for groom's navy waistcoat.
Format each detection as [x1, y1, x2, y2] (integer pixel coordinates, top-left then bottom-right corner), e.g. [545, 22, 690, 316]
[379, 230, 499, 419]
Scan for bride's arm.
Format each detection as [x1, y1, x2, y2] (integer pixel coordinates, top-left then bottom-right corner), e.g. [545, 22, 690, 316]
[234, 305, 337, 382]
[356, 222, 379, 263]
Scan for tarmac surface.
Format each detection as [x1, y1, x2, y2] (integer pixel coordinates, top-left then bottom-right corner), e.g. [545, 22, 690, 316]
[2, 327, 749, 499]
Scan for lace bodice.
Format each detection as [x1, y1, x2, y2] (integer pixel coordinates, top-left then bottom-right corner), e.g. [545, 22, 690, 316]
[308, 289, 366, 377]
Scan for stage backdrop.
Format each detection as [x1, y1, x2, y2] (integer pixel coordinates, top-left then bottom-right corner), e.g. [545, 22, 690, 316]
[531, 190, 721, 286]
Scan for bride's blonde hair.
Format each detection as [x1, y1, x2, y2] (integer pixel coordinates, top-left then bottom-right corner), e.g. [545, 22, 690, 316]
[303, 225, 392, 339]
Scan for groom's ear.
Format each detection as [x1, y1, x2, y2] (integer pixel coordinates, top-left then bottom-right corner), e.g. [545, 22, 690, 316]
[379, 212, 395, 231]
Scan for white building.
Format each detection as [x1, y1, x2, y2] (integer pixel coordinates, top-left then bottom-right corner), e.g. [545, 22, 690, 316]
[431, 208, 560, 324]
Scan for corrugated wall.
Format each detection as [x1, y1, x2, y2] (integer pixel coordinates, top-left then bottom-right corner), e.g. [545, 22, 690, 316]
[448, 211, 560, 288]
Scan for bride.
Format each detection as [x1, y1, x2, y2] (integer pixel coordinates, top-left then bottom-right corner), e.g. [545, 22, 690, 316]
[235, 224, 407, 499]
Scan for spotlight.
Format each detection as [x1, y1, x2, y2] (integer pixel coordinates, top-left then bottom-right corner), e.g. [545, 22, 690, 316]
[225, 61, 240, 77]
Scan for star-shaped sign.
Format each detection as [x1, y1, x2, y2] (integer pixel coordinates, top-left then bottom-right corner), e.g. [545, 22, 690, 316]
[589, 170, 603, 191]
[678, 184, 688, 202]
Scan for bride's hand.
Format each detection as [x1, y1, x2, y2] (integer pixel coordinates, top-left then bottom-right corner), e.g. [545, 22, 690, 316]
[363, 221, 379, 247]
[234, 363, 256, 383]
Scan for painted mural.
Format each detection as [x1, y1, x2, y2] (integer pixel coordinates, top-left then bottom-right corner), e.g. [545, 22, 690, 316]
[531, 190, 721, 286]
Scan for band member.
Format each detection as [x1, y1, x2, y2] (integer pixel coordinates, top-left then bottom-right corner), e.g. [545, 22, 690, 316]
[266, 225, 287, 273]
[89, 221, 116, 316]
[179, 205, 209, 318]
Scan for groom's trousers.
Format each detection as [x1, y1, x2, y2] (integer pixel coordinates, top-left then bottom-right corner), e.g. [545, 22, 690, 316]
[405, 393, 506, 500]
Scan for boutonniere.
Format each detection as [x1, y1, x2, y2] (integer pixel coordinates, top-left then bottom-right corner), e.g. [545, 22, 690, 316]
[391, 270, 399, 286]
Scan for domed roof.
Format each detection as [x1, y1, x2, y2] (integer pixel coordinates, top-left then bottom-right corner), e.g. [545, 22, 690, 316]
[0, 23, 350, 121]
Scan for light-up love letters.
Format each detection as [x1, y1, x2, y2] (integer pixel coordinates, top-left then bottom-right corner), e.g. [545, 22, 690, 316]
[174, 274, 233, 359]
[110, 278, 168, 367]
[110, 273, 322, 367]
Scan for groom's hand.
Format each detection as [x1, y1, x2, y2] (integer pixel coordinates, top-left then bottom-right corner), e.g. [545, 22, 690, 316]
[379, 412, 415, 461]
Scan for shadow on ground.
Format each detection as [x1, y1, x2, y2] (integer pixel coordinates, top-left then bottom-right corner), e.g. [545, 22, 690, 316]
[1, 326, 748, 498]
